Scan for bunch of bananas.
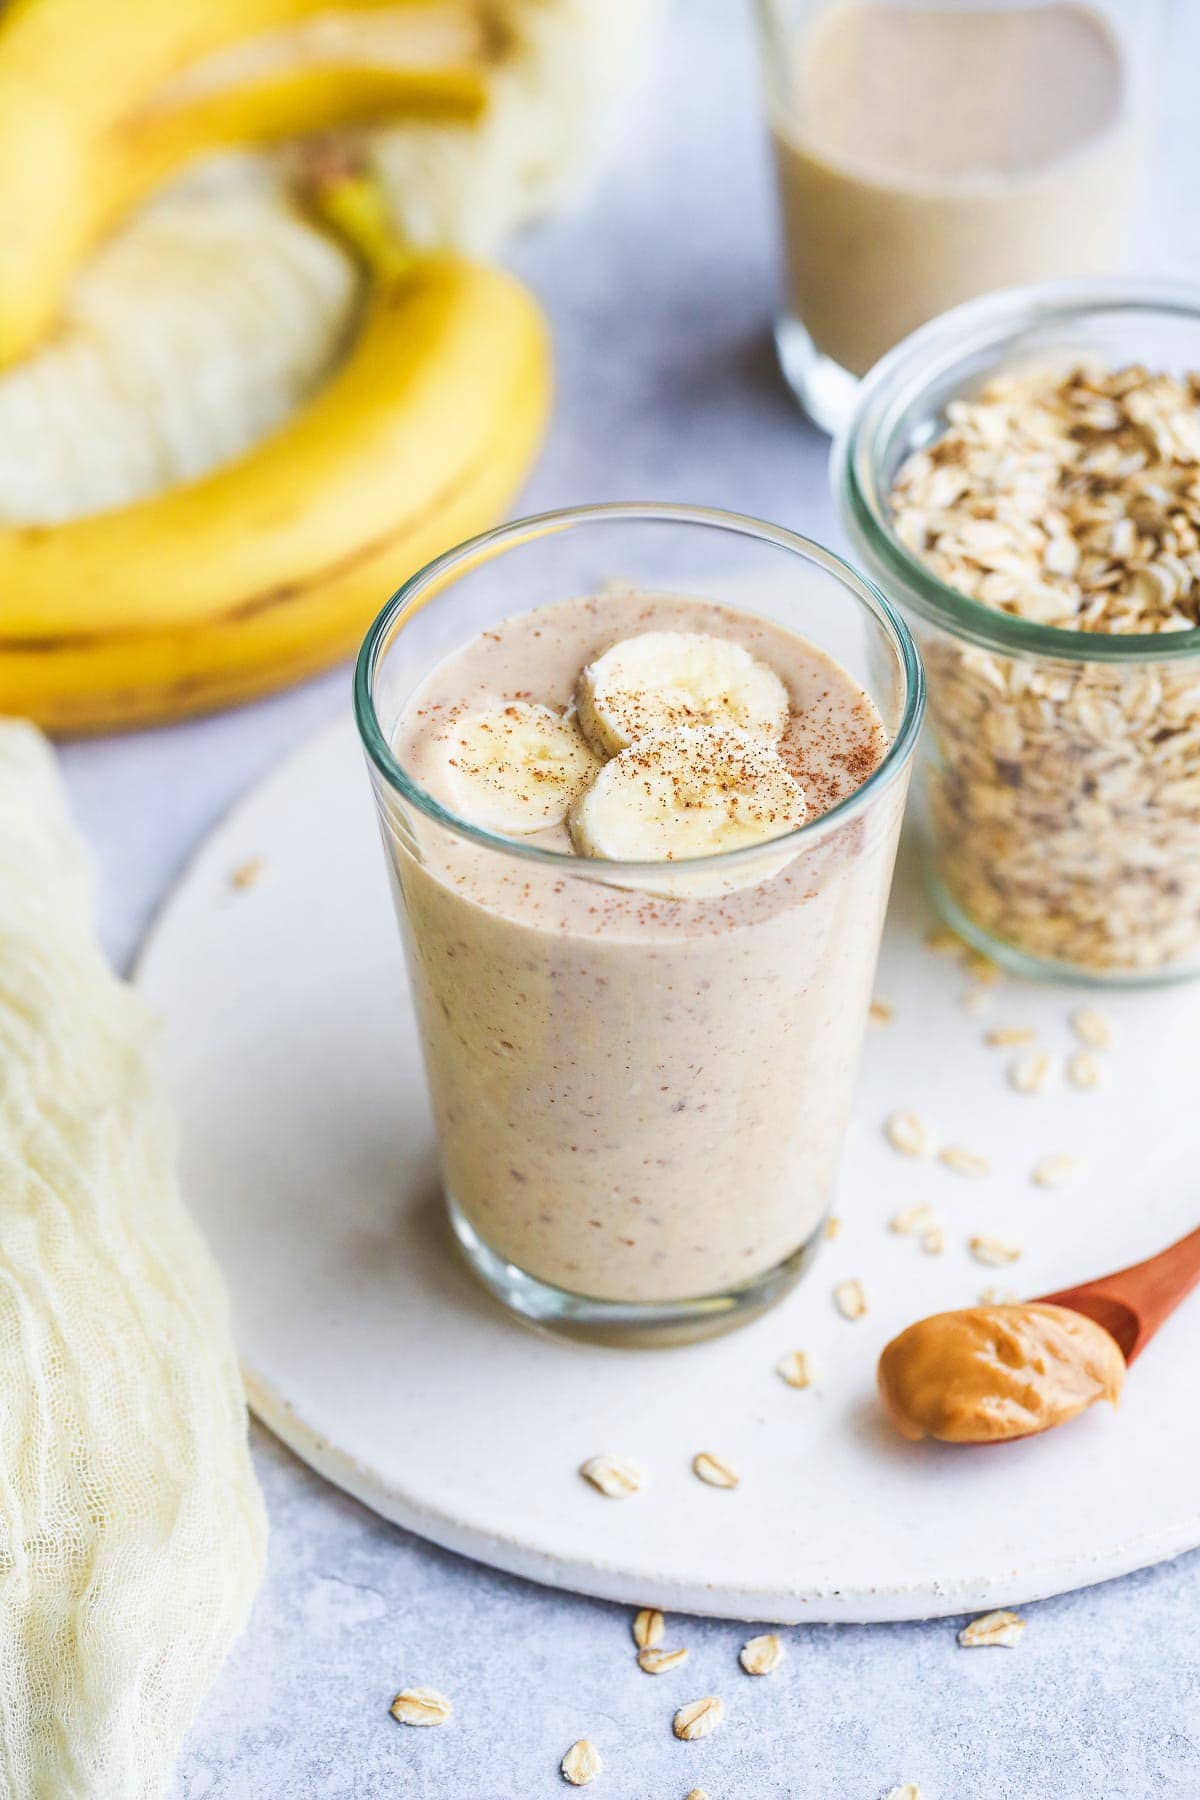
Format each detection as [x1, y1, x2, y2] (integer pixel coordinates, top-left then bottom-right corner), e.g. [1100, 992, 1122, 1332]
[0, 0, 553, 732]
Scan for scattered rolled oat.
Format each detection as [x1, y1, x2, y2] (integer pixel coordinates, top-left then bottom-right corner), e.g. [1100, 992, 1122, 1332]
[561, 1738, 603, 1785]
[229, 854, 267, 891]
[937, 1145, 990, 1178]
[925, 924, 965, 955]
[739, 1633, 785, 1676]
[978, 1285, 1019, 1305]
[985, 1025, 1037, 1048]
[637, 1646, 689, 1675]
[969, 1234, 1022, 1268]
[885, 1110, 933, 1158]
[958, 1609, 1026, 1648]
[684, 1791, 711, 1800]
[673, 1696, 725, 1742]
[960, 987, 991, 1018]
[833, 1278, 868, 1320]
[890, 1203, 937, 1237]
[964, 950, 1001, 985]
[882, 1786, 924, 1800]
[1009, 1051, 1055, 1096]
[580, 1454, 646, 1499]
[776, 1350, 813, 1389]
[1032, 1153, 1083, 1190]
[1067, 1048, 1107, 1091]
[390, 1687, 452, 1727]
[870, 998, 895, 1026]
[692, 1451, 739, 1490]
[921, 1226, 945, 1256]
[632, 1608, 664, 1650]
[1071, 1006, 1115, 1050]
[824, 1215, 842, 1241]
[890, 361, 1200, 978]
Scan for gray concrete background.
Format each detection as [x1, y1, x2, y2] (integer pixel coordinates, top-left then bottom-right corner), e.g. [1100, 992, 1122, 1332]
[59, 3, 1200, 1793]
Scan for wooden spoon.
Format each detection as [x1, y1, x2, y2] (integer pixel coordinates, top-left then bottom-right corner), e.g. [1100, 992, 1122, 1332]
[1036, 1221, 1200, 1363]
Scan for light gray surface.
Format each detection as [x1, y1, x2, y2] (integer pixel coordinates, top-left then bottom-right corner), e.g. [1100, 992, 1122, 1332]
[59, 2, 1199, 1795]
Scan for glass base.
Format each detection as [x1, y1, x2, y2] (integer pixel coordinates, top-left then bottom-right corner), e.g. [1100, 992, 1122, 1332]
[927, 864, 1200, 990]
[448, 1196, 825, 1348]
[774, 314, 860, 436]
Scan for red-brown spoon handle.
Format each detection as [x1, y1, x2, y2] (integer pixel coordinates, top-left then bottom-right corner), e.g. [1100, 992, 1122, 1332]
[1036, 1222, 1200, 1363]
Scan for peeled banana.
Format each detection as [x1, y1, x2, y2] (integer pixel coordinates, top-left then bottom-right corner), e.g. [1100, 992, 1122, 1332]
[0, 0, 491, 366]
[0, 173, 551, 733]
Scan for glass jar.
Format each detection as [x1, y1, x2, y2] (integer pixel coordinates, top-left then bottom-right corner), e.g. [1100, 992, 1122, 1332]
[753, 0, 1164, 432]
[356, 503, 923, 1345]
[835, 276, 1200, 985]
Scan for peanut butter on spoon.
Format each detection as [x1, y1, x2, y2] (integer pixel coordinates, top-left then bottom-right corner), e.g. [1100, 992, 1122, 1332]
[877, 1303, 1125, 1445]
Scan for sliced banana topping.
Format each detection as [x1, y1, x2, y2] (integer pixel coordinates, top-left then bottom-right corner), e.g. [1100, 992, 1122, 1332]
[442, 701, 600, 834]
[575, 631, 790, 757]
[569, 726, 807, 872]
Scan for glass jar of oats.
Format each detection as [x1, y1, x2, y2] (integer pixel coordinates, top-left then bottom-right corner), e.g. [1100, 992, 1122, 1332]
[835, 278, 1200, 984]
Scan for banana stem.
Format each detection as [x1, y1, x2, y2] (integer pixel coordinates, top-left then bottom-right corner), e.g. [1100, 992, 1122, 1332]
[303, 150, 414, 281]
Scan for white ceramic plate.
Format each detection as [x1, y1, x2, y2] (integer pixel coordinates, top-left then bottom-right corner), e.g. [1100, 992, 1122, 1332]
[137, 716, 1200, 1622]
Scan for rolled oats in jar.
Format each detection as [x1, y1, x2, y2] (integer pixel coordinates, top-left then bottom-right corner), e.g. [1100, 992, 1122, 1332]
[836, 279, 1200, 983]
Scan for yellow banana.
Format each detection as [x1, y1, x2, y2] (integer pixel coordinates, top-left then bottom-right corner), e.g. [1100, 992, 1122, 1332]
[0, 0, 492, 366]
[0, 173, 552, 733]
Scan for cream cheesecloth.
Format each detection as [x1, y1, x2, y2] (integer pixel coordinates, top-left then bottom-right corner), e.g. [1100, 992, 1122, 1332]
[0, 722, 266, 1799]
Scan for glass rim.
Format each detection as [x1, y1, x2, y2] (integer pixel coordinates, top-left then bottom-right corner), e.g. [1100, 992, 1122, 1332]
[833, 275, 1200, 667]
[353, 500, 926, 878]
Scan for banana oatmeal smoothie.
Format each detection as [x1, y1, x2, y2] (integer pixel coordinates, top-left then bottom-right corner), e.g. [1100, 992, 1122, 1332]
[380, 587, 907, 1327]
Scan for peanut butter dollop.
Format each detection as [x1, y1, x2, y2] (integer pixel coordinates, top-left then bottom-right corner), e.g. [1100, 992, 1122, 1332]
[877, 1303, 1126, 1444]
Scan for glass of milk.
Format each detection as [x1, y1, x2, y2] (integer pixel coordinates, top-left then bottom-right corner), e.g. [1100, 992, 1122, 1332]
[754, 0, 1164, 431]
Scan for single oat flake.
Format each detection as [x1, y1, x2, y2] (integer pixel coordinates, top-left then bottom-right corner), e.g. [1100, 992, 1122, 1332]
[970, 1234, 1022, 1268]
[685, 1790, 710, 1800]
[561, 1738, 603, 1785]
[921, 1226, 945, 1256]
[883, 1786, 924, 1800]
[692, 1451, 739, 1490]
[632, 1607, 664, 1650]
[229, 855, 267, 891]
[580, 1454, 646, 1499]
[985, 1025, 1037, 1048]
[834, 1278, 868, 1320]
[885, 1110, 933, 1158]
[1071, 1006, 1115, 1050]
[776, 1349, 813, 1389]
[673, 1696, 725, 1742]
[890, 1203, 937, 1237]
[739, 1633, 785, 1676]
[637, 1645, 690, 1675]
[1009, 1051, 1055, 1096]
[1032, 1153, 1083, 1189]
[1067, 1049, 1107, 1092]
[870, 998, 895, 1026]
[937, 1145, 990, 1178]
[958, 1609, 1026, 1648]
[389, 1687, 452, 1727]
[824, 1215, 842, 1241]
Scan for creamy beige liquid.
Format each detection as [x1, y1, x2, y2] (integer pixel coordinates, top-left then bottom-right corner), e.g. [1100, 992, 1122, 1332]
[770, 0, 1141, 376]
[386, 591, 905, 1307]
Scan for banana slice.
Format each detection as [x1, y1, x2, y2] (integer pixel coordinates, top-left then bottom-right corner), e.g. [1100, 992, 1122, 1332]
[442, 701, 600, 835]
[575, 631, 790, 757]
[569, 726, 807, 886]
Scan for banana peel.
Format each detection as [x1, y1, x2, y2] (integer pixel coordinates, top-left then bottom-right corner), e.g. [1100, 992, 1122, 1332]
[0, 172, 552, 733]
[0, 0, 494, 365]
